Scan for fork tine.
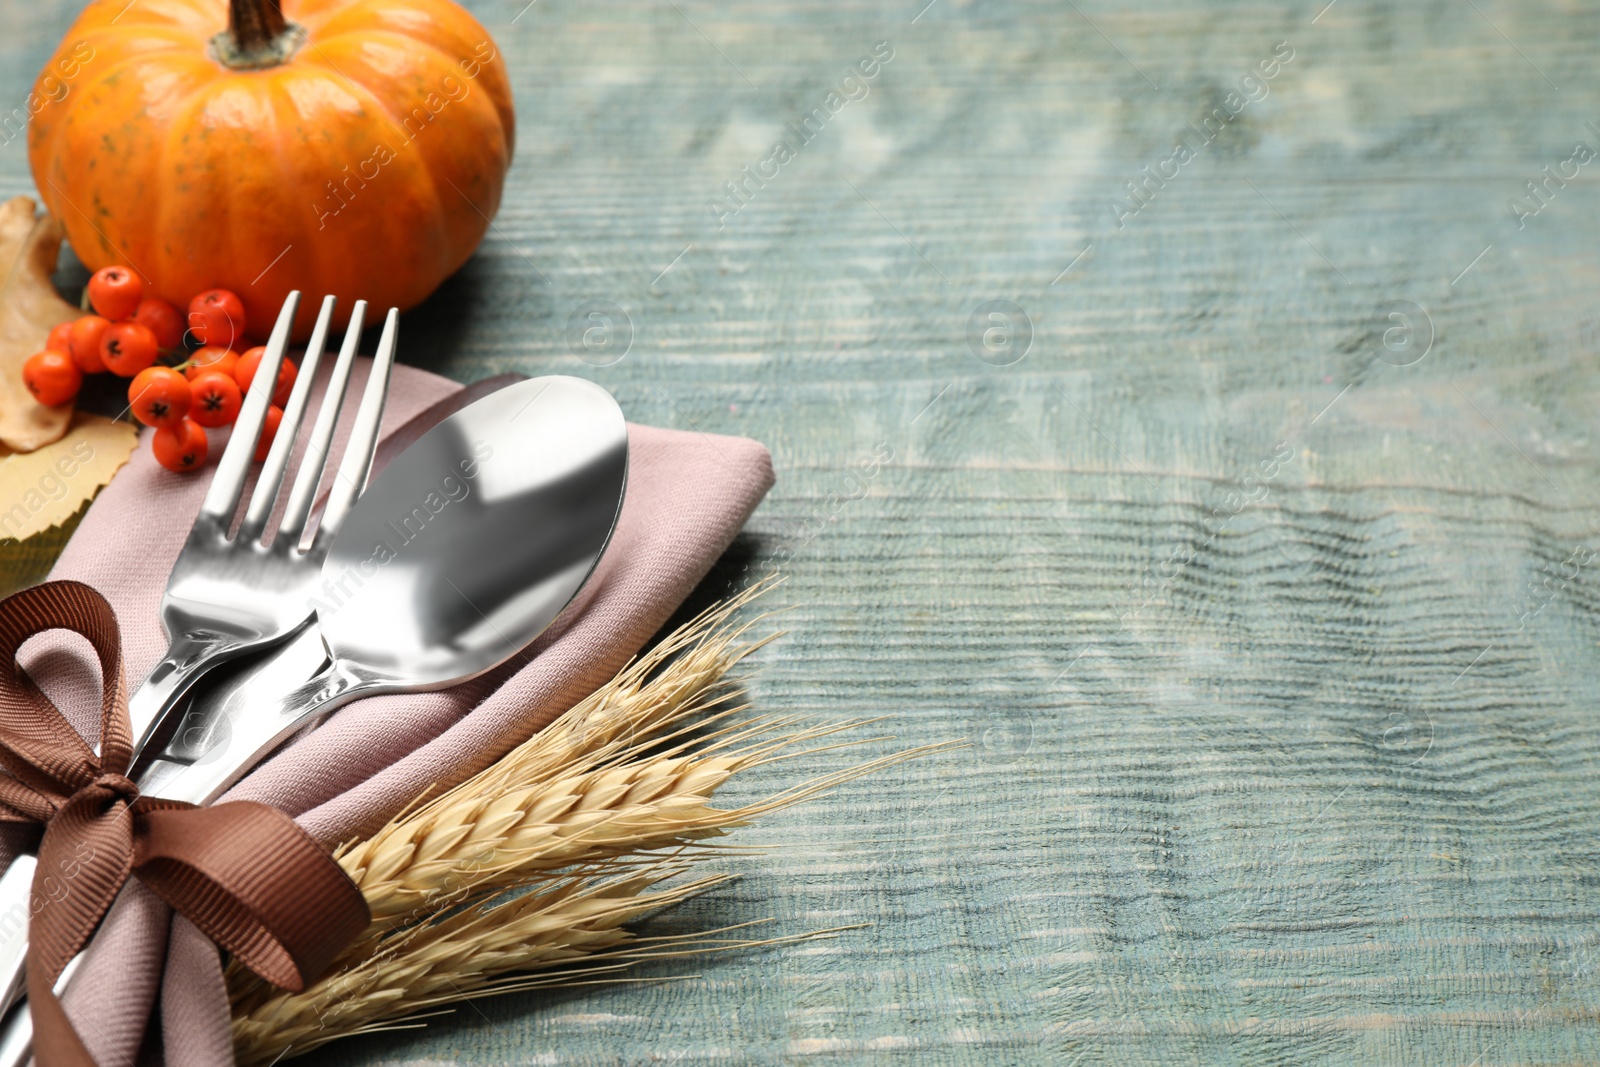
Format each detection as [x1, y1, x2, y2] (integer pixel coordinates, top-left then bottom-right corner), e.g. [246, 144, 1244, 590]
[279, 300, 366, 546]
[316, 307, 398, 541]
[238, 294, 336, 541]
[199, 291, 300, 524]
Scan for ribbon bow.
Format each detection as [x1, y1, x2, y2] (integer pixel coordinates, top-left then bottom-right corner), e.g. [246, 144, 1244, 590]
[0, 581, 370, 1066]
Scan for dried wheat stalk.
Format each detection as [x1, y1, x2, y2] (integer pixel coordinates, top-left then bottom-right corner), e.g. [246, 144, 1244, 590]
[230, 580, 946, 1065]
[233, 862, 760, 1065]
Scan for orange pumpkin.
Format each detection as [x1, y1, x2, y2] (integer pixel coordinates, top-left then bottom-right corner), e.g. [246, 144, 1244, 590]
[28, 0, 514, 340]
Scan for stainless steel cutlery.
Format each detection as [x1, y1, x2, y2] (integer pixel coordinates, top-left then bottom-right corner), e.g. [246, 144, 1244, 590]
[141, 375, 628, 803]
[127, 292, 394, 755]
[0, 372, 629, 1063]
[0, 288, 400, 1060]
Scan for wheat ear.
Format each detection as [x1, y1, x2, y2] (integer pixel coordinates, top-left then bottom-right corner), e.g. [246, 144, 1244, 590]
[230, 577, 951, 1063]
[233, 862, 765, 1066]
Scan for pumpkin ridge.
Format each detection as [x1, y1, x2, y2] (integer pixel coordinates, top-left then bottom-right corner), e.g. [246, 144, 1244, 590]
[151, 75, 230, 285]
[295, 0, 471, 39]
[306, 26, 511, 150]
[292, 26, 464, 96]
[229, 78, 283, 305]
[29, 47, 107, 233]
[77, 0, 226, 38]
[260, 76, 322, 305]
[55, 52, 223, 271]
[253, 57, 456, 294]
[32, 28, 207, 139]
[295, 28, 510, 168]
[67, 48, 218, 109]
[68, 26, 204, 53]
[281, 43, 435, 157]
[29, 16, 214, 181]
[287, 41, 416, 149]
[293, 55, 453, 252]
[298, 0, 505, 82]
[27, 62, 64, 186]
[309, 27, 475, 71]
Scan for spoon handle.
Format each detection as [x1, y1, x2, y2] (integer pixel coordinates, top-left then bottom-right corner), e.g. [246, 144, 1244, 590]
[125, 628, 254, 756]
[135, 629, 372, 806]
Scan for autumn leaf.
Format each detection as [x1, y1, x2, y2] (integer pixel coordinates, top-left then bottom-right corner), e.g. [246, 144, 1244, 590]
[0, 413, 137, 541]
[0, 197, 81, 453]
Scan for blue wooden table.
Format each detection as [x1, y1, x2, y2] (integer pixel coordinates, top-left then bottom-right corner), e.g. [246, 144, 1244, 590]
[7, 1, 1600, 1063]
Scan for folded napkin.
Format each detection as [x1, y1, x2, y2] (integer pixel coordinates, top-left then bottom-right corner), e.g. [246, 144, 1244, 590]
[15, 361, 774, 1065]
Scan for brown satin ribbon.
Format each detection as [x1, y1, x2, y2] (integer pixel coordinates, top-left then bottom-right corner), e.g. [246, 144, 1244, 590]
[0, 580, 370, 1067]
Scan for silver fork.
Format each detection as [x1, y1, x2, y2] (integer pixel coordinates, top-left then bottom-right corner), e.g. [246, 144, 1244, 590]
[126, 290, 394, 755]
[0, 291, 398, 1015]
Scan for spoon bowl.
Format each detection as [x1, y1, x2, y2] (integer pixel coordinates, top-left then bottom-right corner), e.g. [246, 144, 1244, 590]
[321, 376, 628, 685]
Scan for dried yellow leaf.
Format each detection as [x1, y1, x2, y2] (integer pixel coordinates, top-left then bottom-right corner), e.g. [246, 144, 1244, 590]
[0, 413, 137, 541]
[0, 197, 81, 453]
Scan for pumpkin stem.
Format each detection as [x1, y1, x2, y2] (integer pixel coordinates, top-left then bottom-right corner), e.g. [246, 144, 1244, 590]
[211, 0, 305, 69]
[230, 0, 287, 50]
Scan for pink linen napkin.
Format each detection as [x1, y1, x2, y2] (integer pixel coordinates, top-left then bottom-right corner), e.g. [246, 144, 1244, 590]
[16, 360, 774, 1065]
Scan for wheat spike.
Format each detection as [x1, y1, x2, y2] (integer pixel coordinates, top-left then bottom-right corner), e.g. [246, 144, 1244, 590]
[231, 577, 953, 1063]
[333, 579, 790, 927]
[343, 755, 739, 929]
[232, 862, 722, 1066]
[340, 708, 906, 937]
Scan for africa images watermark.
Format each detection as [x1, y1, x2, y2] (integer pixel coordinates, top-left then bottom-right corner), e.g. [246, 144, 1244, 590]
[0, 438, 99, 542]
[308, 439, 495, 614]
[1516, 541, 1594, 630]
[0, 40, 94, 148]
[0, 842, 97, 958]
[962, 39, 1297, 366]
[760, 441, 894, 576]
[311, 40, 500, 230]
[1110, 40, 1296, 230]
[709, 40, 896, 230]
[1506, 122, 1600, 230]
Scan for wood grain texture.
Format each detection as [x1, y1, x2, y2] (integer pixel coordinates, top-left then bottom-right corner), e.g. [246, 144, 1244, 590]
[7, 0, 1600, 1063]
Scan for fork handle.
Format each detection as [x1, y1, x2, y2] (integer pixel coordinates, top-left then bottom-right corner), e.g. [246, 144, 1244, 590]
[126, 631, 257, 758]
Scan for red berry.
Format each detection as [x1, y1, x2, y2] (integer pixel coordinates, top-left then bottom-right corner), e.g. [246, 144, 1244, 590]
[183, 346, 239, 382]
[67, 315, 110, 374]
[99, 321, 159, 377]
[22, 350, 82, 407]
[45, 322, 72, 354]
[86, 266, 143, 321]
[254, 404, 284, 462]
[234, 346, 266, 388]
[234, 346, 296, 406]
[187, 289, 245, 348]
[152, 418, 209, 473]
[187, 371, 242, 428]
[131, 297, 185, 350]
[128, 366, 191, 429]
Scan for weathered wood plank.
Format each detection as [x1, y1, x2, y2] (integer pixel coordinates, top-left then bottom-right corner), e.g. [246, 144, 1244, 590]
[6, 0, 1600, 1063]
